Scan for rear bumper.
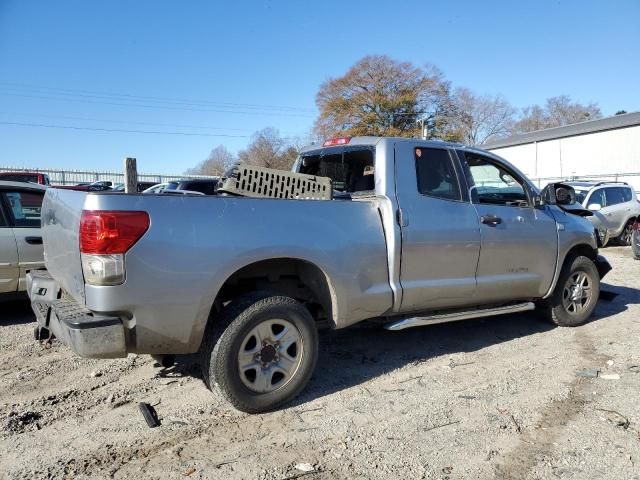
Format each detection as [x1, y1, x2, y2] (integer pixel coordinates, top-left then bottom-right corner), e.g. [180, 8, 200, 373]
[27, 271, 127, 358]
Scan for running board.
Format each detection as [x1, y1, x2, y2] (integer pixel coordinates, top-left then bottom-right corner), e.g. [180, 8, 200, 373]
[384, 302, 535, 331]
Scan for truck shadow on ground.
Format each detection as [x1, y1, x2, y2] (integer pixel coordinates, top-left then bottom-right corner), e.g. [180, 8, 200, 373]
[0, 298, 35, 326]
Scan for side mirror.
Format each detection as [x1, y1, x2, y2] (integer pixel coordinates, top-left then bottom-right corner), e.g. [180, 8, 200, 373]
[540, 182, 576, 206]
[588, 203, 602, 212]
[555, 186, 576, 205]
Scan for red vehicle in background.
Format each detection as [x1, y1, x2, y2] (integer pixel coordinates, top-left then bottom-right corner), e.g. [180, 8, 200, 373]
[0, 171, 51, 185]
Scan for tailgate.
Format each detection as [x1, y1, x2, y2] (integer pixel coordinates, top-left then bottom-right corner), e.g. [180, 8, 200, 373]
[41, 188, 87, 304]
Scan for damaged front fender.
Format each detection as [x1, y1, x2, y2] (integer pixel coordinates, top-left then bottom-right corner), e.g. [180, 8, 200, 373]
[595, 254, 612, 280]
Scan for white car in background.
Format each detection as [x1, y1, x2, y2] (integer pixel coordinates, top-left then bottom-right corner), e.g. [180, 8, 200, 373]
[0, 181, 47, 297]
[142, 183, 205, 195]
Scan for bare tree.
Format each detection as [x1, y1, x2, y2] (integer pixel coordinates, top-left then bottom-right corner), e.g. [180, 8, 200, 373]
[513, 96, 602, 133]
[451, 87, 516, 145]
[186, 145, 235, 176]
[513, 105, 547, 133]
[314, 55, 456, 139]
[238, 127, 298, 171]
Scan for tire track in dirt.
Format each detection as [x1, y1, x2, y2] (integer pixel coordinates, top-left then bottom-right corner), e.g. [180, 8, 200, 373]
[494, 329, 610, 479]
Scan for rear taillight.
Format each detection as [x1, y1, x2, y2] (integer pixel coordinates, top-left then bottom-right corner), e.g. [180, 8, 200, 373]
[80, 210, 149, 285]
[80, 210, 149, 254]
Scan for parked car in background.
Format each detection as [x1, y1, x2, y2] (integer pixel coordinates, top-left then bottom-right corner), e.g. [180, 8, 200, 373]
[111, 181, 157, 193]
[163, 178, 219, 195]
[568, 181, 640, 246]
[0, 181, 46, 297]
[56, 181, 113, 192]
[160, 189, 205, 196]
[142, 183, 206, 195]
[633, 218, 640, 259]
[0, 171, 51, 185]
[142, 183, 169, 194]
[28, 137, 611, 413]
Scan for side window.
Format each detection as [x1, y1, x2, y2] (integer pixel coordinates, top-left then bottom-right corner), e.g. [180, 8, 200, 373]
[588, 189, 605, 208]
[622, 187, 633, 203]
[3, 190, 44, 227]
[462, 152, 528, 207]
[604, 187, 624, 206]
[414, 148, 461, 201]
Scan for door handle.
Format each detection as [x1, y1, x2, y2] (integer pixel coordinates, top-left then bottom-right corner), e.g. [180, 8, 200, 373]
[480, 215, 502, 226]
[25, 236, 43, 245]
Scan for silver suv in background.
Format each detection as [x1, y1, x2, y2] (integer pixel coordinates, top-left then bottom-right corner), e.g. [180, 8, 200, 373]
[0, 181, 46, 297]
[569, 181, 640, 246]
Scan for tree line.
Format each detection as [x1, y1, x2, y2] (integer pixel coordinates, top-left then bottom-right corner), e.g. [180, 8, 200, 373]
[189, 54, 614, 175]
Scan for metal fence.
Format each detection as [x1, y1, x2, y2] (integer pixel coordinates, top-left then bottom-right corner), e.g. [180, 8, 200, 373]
[1, 165, 639, 192]
[0, 166, 215, 186]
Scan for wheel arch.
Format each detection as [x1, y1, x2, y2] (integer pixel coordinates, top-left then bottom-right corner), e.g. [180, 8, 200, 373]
[207, 257, 338, 331]
[542, 242, 599, 300]
[564, 243, 598, 263]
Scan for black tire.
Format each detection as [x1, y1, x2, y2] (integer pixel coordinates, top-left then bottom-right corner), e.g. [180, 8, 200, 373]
[201, 292, 318, 413]
[541, 255, 600, 327]
[616, 220, 634, 246]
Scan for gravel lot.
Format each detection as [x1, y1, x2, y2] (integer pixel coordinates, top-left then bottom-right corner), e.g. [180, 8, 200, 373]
[1, 246, 639, 480]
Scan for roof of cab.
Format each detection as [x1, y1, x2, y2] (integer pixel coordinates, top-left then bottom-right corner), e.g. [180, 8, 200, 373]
[300, 136, 471, 154]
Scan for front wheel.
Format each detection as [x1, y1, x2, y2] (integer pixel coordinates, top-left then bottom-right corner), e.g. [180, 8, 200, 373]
[541, 255, 600, 327]
[201, 293, 318, 413]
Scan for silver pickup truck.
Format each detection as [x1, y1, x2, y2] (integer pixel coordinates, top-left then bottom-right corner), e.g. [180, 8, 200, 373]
[27, 137, 611, 413]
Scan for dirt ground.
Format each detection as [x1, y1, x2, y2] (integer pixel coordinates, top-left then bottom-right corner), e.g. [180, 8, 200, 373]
[1, 246, 639, 480]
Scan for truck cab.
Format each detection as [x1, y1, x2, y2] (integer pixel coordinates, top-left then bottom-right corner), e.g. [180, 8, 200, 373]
[296, 137, 600, 317]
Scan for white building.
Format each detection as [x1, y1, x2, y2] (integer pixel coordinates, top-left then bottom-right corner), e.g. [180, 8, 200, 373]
[484, 112, 640, 192]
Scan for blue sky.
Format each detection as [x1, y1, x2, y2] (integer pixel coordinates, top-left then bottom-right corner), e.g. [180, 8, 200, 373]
[0, 0, 638, 174]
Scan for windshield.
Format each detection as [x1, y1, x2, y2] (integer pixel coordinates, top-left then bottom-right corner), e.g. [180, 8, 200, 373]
[575, 190, 588, 205]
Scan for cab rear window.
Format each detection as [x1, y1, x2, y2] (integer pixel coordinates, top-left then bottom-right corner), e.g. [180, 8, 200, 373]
[298, 148, 374, 194]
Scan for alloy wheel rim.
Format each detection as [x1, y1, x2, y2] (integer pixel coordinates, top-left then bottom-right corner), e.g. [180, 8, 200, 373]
[237, 319, 304, 393]
[562, 271, 593, 315]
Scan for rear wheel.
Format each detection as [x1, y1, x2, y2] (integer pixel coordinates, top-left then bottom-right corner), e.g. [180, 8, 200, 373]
[201, 293, 318, 413]
[616, 221, 634, 246]
[541, 255, 600, 327]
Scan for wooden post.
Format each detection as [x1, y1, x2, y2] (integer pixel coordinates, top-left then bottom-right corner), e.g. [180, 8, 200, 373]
[124, 157, 138, 193]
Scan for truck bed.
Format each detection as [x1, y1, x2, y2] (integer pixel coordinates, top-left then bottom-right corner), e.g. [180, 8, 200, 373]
[40, 188, 393, 354]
